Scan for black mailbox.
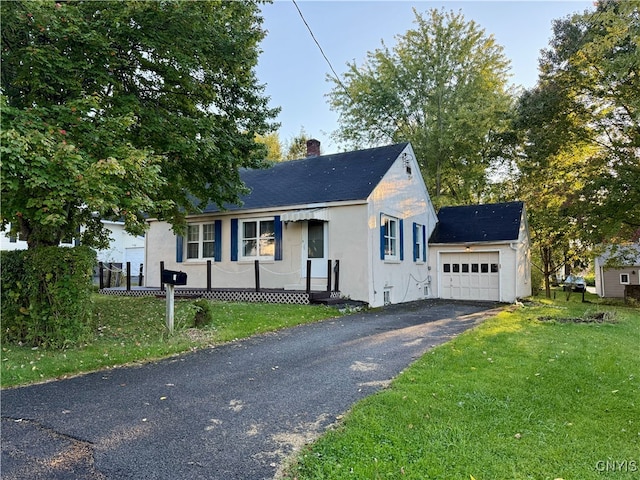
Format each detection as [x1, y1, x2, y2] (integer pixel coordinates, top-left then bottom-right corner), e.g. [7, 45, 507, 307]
[162, 269, 187, 286]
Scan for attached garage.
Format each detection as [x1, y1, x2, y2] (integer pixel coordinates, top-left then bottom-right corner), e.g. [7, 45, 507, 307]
[429, 202, 531, 303]
[440, 251, 500, 301]
[124, 246, 145, 274]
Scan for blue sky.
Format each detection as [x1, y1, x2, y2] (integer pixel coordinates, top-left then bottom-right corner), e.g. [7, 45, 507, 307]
[256, 0, 594, 154]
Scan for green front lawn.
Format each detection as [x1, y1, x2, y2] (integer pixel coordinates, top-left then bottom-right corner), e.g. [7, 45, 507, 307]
[286, 294, 640, 479]
[1, 295, 343, 388]
[3, 292, 638, 479]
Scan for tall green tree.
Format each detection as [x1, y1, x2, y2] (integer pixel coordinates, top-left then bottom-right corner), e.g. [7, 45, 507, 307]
[1, 0, 278, 249]
[511, 81, 593, 296]
[538, 0, 640, 243]
[255, 132, 283, 162]
[284, 129, 313, 160]
[509, 0, 639, 296]
[328, 8, 513, 207]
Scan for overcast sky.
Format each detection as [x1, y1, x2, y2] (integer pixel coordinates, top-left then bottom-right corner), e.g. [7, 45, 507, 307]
[256, 0, 594, 154]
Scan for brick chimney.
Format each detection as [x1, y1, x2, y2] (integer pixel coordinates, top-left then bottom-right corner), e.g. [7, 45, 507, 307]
[306, 139, 320, 157]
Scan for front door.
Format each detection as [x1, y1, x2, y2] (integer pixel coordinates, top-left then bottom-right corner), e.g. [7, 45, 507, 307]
[304, 220, 328, 277]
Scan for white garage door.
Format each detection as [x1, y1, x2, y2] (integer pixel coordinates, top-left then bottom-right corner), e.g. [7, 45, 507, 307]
[124, 247, 145, 274]
[440, 252, 500, 301]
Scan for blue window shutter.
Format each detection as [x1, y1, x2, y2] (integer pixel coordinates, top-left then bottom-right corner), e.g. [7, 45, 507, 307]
[214, 220, 222, 262]
[422, 225, 427, 262]
[176, 235, 183, 263]
[274, 216, 283, 261]
[379, 214, 386, 260]
[412, 223, 418, 261]
[230, 218, 238, 261]
[399, 219, 404, 261]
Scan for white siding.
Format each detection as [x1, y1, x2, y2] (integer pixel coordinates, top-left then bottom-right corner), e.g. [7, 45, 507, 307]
[367, 144, 438, 307]
[96, 222, 145, 265]
[146, 212, 316, 290]
[144, 144, 439, 307]
[428, 208, 531, 304]
[1, 222, 146, 268]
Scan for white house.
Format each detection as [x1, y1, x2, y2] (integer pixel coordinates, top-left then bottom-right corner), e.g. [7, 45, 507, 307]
[594, 244, 640, 298]
[1, 221, 145, 273]
[428, 202, 532, 303]
[0, 226, 31, 251]
[145, 142, 439, 307]
[96, 220, 146, 271]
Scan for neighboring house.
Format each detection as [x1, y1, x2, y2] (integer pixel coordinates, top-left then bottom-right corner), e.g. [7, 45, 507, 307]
[96, 220, 146, 272]
[594, 244, 640, 298]
[1, 224, 77, 251]
[428, 202, 532, 303]
[145, 142, 439, 308]
[1, 221, 145, 274]
[1, 225, 33, 251]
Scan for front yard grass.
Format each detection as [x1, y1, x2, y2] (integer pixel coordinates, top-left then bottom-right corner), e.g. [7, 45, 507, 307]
[285, 294, 640, 479]
[1, 295, 343, 388]
[2, 291, 638, 479]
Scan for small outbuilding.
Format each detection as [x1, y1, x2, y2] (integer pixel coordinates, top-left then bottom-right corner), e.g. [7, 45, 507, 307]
[428, 202, 532, 303]
[594, 244, 640, 298]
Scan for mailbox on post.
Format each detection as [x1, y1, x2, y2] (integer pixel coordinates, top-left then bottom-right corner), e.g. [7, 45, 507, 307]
[162, 269, 187, 286]
[161, 269, 186, 334]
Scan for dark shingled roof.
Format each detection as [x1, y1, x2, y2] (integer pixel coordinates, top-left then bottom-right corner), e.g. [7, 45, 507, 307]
[429, 201, 524, 243]
[204, 143, 409, 212]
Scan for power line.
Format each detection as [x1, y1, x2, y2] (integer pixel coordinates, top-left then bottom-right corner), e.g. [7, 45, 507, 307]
[290, 0, 345, 94]
[290, 0, 398, 143]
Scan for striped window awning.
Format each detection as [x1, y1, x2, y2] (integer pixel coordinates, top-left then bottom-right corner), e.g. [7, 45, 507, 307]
[280, 208, 329, 222]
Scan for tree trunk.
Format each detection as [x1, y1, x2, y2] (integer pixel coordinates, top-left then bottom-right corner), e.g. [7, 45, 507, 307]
[20, 217, 61, 250]
[541, 245, 553, 298]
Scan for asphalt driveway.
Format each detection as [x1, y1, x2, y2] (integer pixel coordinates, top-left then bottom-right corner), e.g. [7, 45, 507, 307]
[1, 299, 500, 480]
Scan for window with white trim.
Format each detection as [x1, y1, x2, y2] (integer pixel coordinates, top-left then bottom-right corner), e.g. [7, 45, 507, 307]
[620, 273, 630, 284]
[413, 223, 425, 262]
[186, 223, 216, 260]
[241, 218, 275, 259]
[382, 215, 398, 260]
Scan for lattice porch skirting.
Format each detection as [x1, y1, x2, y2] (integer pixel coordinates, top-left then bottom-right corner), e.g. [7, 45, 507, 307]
[99, 288, 340, 305]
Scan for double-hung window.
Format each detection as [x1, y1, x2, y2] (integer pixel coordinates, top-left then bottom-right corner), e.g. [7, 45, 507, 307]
[381, 214, 401, 261]
[413, 222, 426, 262]
[241, 219, 275, 259]
[186, 223, 216, 260]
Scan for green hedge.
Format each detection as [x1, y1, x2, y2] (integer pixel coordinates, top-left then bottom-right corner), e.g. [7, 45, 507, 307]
[1, 246, 96, 348]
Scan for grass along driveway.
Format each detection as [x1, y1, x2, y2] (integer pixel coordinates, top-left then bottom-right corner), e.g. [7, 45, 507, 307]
[2, 292, 638, 478]
[1, 295, 346, 388]
[285, 295, 640, 479]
